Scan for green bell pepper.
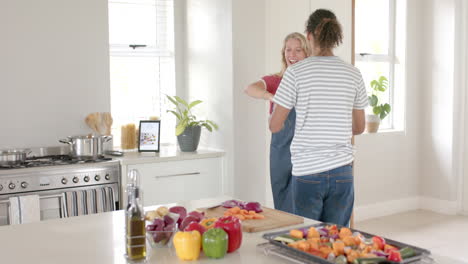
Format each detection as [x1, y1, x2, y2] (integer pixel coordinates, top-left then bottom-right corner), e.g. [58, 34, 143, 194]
[202, 228, 228, 259]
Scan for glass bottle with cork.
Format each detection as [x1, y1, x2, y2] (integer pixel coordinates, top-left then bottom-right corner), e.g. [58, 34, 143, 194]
[125, 169, 146, 261]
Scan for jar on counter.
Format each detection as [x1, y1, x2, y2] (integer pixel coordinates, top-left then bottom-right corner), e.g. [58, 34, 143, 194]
[121, 123, 137, 150]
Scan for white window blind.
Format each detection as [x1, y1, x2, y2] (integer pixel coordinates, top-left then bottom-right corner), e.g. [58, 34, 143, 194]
[108, 0, 175, 146]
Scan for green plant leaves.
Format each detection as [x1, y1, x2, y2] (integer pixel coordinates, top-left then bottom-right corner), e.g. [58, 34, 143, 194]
[166, 95, 178, 106]
[202, 123, 213, 132]
[383, 103, 391, 113]
[188, 100, 202, 110]
[175, 96, 189, 107]
[175, 120, 188, 136]
[166, 95, 219, 134]
[371, 76, 388, 92]
[373, 107, 381, 115]
[369, 76, 391, 121]
[368, 95, 378, 107]
[167, 110, 181, 121]
[206, 120, 219, 130]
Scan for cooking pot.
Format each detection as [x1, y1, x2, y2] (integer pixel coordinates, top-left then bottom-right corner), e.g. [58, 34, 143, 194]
[59, 135, 112, 159]
[0, 149, 31, 166]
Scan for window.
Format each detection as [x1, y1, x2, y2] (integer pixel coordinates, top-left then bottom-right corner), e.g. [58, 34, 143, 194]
[108, 0, 175, 146]
[355, 0, 406, 130]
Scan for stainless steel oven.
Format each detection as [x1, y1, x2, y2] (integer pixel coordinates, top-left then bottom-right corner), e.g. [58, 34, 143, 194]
[0, 147, 120, 225]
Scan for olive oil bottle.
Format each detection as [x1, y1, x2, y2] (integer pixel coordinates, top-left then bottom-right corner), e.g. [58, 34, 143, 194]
[125, 169, 146, 261]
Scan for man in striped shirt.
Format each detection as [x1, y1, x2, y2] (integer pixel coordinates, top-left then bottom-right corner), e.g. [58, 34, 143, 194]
[269, 9, 368, 226]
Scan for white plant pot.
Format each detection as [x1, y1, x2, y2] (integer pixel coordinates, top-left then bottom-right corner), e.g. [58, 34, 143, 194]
[366, 114, 381, 133]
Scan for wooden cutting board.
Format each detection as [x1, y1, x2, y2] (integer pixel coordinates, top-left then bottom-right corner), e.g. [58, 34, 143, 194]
[199, 206, 304, 233]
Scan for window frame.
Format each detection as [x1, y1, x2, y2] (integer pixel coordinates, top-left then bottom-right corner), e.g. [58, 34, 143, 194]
[108, 0, 176, 146]
[355, 0, 398, 130]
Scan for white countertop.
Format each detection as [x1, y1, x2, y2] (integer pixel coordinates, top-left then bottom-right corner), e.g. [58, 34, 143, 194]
[0, 197, 314, 264]
[115, 146, 225, 166]
[0, 196, 456, 264]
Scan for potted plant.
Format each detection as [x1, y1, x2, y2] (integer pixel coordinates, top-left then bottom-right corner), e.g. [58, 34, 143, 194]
[166, 95, 218, 152]
[367, 76, 391, 133]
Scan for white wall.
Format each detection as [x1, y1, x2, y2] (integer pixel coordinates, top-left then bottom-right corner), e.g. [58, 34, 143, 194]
[461, 0, 468, 214]
[183, 0, 236, 197]
[231, 0, 269, 203]
[420, 0, 458, 204]
[0, 0, 110, 148]
[354, 0, 421, 213]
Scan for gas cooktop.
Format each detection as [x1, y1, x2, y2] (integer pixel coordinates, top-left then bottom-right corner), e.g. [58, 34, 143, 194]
[0, 155, 113, 169]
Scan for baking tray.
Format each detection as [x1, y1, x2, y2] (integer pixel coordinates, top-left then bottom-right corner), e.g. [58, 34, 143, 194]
[262, 223, 431, 264]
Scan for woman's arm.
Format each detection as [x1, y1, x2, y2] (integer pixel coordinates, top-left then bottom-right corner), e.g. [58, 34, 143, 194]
[244, 80, 274, 101]
[269, 104, 291, 133]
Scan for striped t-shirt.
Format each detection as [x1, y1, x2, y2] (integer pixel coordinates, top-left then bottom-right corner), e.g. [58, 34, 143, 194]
[273, 56, 368, 176]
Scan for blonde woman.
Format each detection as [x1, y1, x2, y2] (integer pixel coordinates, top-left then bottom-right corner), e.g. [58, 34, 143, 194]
[245, 32, 310, 213]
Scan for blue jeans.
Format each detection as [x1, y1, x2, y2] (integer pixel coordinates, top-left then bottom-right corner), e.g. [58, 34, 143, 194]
[292, 164, 354, 226]
[270, 109, 296, 213]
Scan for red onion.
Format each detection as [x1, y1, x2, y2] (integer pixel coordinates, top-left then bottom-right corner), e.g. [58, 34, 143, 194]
[222, 200, 244, 208]
[222, 200, 263, 213]
[318, 227, 329, 236]
[244, 202, 263, 213]
[371, 250, 389, 257]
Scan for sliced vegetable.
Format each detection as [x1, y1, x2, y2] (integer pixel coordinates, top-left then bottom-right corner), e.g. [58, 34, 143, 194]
[221, 199, 263, 213]
[352, 257, 388, 264]
[372, 236, 386, 250]
[221, 200, 245, 209]
[334, 255, 347, 264]
[371, 250, 389, 258]
[307, 227, 320, 238]
[399, 247, 415, 259]
[290, 229, 304, 239]
[244, 202, 263, 213]
[273, 235, 304, 244]
[387, 250, 402, 262]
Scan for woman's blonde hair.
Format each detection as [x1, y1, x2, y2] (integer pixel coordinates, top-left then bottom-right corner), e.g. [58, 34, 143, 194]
[276, 32, 310, 77]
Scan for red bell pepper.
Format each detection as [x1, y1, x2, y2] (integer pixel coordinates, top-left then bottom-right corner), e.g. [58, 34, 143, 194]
[185, 222, 207, 235]
[214, 216, 242, 253]
[388, 249, 403, 262]
[372, 236, 386, 250]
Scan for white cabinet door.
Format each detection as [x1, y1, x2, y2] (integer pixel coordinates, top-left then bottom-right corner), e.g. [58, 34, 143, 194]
[309, 0, 353, 63]
[127, 158, 223, 206]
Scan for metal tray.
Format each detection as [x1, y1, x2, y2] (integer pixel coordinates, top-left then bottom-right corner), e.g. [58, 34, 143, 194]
[262, 223, 431, 264]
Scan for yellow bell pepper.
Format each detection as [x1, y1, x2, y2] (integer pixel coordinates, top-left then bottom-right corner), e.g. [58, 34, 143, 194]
[173, 230, 201, 261]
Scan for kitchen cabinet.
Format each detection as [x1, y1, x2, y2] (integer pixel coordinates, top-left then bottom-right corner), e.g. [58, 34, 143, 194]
[128, 157, 223, 206]
[118, 149, 225, 207]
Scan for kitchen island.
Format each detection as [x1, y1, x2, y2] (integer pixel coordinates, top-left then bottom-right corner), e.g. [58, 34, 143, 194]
[0, 197, 312, 264]
[0, 197, 455, 264]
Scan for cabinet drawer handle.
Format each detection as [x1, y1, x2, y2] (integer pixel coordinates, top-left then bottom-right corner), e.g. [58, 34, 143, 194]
[154, 172, 201, 179]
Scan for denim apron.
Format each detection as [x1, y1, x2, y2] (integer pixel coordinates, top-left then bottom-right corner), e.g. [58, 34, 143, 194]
[270, 108, 296, 213]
